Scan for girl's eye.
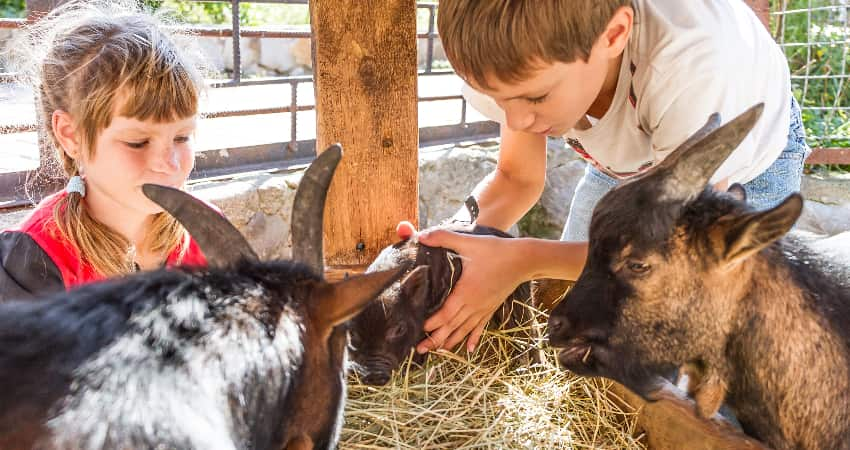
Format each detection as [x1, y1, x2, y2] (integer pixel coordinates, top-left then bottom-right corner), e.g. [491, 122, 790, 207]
[527, 94, 548, 104]
[174, 136, 191, 144]
[125, 141, 148, 149]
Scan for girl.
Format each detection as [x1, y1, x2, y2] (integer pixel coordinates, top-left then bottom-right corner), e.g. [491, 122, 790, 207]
[0, 0, 208, 301]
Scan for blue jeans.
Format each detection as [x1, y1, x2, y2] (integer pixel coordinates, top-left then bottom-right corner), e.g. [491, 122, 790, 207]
[561, 97, 811, 241]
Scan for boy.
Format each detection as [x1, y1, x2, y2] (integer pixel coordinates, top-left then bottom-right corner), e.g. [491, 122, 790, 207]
[407, 0, 809, 354]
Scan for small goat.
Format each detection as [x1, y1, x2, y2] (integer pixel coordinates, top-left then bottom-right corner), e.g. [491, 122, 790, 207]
[349, 198, 533, 386]
[548, 104, 850, 450]
[0, 146, 416, 450]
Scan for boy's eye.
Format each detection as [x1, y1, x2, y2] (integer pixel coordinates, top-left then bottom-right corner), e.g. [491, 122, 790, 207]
[125, 140, 148, 149]
[527, 94, 548, 104]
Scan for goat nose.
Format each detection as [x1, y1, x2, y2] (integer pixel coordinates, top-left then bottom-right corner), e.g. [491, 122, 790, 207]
[363, 373, 391, 386]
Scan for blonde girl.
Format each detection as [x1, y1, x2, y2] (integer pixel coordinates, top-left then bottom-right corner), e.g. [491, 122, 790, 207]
[0, 0, 208, 301]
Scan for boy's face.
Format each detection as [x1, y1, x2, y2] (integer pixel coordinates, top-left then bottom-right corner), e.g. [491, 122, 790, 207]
[465, 11, 629, 137]
[468, 45, 611, 137]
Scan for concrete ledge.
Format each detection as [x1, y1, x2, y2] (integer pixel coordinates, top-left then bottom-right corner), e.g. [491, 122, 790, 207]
[2, 145, 849, 256]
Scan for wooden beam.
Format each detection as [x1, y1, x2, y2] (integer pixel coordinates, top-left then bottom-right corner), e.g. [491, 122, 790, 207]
[806, 148, 850, 165]
[309, 0, 419, 269]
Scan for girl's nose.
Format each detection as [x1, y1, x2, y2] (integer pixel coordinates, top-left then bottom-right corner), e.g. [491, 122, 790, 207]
[150, 145, 181, 174]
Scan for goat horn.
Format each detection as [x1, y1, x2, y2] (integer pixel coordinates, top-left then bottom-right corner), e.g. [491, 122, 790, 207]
[659, 103, 763, 202]
[291, 144, 343, 274]
[142, 184, 258, 267]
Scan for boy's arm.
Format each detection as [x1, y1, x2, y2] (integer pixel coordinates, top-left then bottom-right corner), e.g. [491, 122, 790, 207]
[452, 124, 548, 230]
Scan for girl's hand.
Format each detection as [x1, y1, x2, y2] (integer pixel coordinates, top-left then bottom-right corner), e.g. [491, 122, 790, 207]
[414, 229, 528, 354]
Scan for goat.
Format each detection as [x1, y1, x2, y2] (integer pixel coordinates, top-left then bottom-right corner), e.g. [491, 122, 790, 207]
[547, 104, 850, 450]
[0, 145, 420, 450]
[348, 197, 534, 386]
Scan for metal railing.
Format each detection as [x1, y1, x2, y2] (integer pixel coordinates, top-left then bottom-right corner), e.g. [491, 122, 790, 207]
[0, 0, 497, 208]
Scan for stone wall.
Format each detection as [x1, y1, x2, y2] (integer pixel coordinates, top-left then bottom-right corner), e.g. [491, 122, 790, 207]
[2, 142, 849, 256]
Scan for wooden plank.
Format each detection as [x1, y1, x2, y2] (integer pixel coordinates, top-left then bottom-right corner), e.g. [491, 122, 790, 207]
[309, 0, 419, 268]
[806, 148, 850, 165]
[608, 382, 770, 450]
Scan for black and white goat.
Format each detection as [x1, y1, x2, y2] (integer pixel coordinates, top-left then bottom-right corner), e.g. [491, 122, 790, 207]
[0, 146, 417, 450]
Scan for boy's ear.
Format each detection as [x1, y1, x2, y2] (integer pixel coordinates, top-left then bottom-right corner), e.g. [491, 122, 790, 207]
[716, 194, 803, 269]
[52, 110, 81, 160]
[601, 4, 634, 57]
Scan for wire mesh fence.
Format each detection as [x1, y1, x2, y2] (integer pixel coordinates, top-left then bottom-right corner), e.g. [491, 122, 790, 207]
[771, 0, 850, 164]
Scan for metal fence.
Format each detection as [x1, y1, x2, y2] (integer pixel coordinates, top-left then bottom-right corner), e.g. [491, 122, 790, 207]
[0, 0, 497, 208]
[772, 0, 850, 163]
[1, 0, 848, 207]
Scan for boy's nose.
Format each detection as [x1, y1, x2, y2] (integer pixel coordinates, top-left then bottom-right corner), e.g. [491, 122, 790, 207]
[505, 108, 536, 132]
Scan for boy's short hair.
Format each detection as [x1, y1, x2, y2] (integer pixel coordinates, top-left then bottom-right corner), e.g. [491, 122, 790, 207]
[437, 0, 632, 89]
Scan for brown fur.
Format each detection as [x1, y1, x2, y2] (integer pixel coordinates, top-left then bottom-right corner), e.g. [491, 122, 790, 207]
[548, 105, 850, 449]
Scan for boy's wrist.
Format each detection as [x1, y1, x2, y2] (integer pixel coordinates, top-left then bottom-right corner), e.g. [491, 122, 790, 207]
[511, 238, 547, 281]
[511, 237, 589, 282]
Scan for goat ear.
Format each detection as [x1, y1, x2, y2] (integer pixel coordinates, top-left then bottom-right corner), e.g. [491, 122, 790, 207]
[400, 266, 430, 311]
[658, 104, 763, 202]
[426, 251, 460, 314]
[310, 266, 410, 332]
[727, 183, 747, 202]
[718, 194, 803, 267]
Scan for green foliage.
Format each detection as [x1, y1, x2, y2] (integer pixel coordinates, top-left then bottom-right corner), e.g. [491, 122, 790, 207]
[153, 1, 308, 27]
[0, 0, 24, 18]
[773, 0, 850, 156]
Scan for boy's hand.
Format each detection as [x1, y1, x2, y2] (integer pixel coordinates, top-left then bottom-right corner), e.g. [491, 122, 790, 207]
[414, 229, 526, 354]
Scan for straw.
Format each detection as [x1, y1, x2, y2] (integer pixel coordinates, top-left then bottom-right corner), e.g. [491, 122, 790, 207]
[341, 302, 645, 449]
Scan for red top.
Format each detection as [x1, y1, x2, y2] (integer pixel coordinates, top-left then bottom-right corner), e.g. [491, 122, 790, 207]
[10, 190, 207, 289]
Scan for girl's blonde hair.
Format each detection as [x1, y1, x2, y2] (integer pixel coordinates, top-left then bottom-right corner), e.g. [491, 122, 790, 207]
[437, 0, 633, 89]
[9, 0, 206, 277]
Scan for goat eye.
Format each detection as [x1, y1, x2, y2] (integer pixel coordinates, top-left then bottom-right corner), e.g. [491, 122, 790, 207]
[387, 323, 408, 340]
[349, 330, 361, 345]
[626, 260, 651, 274]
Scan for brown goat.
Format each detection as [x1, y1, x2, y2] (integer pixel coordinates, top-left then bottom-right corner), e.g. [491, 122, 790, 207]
[548, 104, 850, 450]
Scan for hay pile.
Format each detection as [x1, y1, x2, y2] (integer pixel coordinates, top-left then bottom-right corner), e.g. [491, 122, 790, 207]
[341, 306, 645, 449]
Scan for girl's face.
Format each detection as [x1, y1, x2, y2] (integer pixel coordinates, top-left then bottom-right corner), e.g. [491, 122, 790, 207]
[82, 114, 197, 217]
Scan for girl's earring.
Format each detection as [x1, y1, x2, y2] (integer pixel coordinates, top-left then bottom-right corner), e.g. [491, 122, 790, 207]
[66, 175, 86, 197]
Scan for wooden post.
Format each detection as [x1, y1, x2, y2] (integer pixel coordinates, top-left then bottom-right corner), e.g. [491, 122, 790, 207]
[743, 0, 771, 30]
[309, 0, 419, 277]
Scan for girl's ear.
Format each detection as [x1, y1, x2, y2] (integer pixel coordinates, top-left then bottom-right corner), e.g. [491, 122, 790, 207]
[52, 110, 82, 160]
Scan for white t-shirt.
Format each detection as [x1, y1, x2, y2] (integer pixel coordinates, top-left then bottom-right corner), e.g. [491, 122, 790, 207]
[462, 0, 791, 184]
